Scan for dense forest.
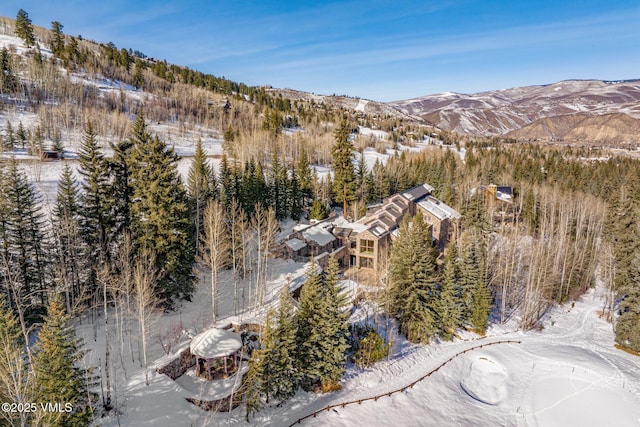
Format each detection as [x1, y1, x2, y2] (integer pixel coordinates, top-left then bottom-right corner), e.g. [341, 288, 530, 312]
[0, 9, 638, 424]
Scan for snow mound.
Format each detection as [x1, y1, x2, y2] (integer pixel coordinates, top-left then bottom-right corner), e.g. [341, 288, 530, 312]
[460, 357, 508, 405]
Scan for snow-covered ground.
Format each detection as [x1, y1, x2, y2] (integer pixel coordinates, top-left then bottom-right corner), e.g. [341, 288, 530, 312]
[262, 286, 640, 427]
[78, 256, 640, 427]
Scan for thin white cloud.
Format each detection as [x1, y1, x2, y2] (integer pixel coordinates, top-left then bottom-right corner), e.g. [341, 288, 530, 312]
[259, 8, 640, 73]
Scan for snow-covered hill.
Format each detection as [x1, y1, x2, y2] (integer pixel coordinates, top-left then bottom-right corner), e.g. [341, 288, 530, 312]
[390, 80, 640, 144]
[88, 266, 640, 426]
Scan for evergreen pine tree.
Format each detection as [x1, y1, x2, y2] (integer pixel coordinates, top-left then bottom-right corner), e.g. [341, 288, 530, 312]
[296, 148, 313, 206]
[0, 48, 18, 95]
[52, 164, 85, 310]
[187, 138, 214, 254]
[389, 213, 438, 343]
[288, 164, 303, 220]
[308, 199, 329, 221]
[320, 256, 350, 386]
[458, 230, 492, 333]
[609, 184, 640, 351]
[268, 151, 289, 220]
[50, 21, 65, 57]
[218, 154, 235, 209]
[355, 153, 369, 202]
[32, 294, 92, 426]
[3, 120, 15, 149]
[331, 119, 356, 217]
[128, 113, 195, 305]
[257, 287, 299, 404]
[77, 121, 112, 269]
[107, 138, 133, 242]
[52, 127, 64, 158]
[615, 253, 640, 351]
[436, 244, 462, 340]
[4, 158, 48, 314]
[16, 121, 26, 149]
[240, 159, 256, 214]
[15, 9, 35, 48]
[296, 261, 326, 390]
[297, 258, 349, 391]
[132, 59, 144, 89]
[254, 161, 268, 207]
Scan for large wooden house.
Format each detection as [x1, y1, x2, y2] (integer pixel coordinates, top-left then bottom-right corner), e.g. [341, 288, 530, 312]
[281, 183, 461, 271]
[336, 183, 459, 270]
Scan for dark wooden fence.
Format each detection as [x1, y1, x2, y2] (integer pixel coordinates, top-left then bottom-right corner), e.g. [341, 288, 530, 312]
[289, 339, 522, 426]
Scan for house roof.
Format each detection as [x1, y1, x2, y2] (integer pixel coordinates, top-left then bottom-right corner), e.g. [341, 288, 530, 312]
[496, 186, 513, 202]
[302, 225, 336, 247]
[418, 196, 461, 221]
[478, 184, 514, 203]
[368, 222, 389, 238]
[285, 238, 307, 251]
[190, 328, 242, 359]
[401, 183, 434, 202]
[333, 227, 352, 238]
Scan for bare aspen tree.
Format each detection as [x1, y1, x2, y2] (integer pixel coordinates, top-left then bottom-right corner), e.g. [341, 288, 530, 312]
[96, 263, 112, 411]
[0, 295, 36, 427]
[508, 185, 605, 328]
[133, 248, 159, 386]
[199, 199, 230, 323]
[252, 203, 279, 308]
[114, 232, 136, 364]
[0, 253, 34, 368]
[227, 199, 248, 316]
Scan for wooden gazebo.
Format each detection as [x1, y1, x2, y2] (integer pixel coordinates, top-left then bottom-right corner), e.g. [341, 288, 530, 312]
[190, 328, 243, 380]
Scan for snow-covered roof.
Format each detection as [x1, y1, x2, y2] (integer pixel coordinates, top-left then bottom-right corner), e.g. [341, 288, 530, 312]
[496, 186, 513, 202]
[402, 183, 434, 202]
[190, 328, 242, 359]
[285, 238, 307, 251]
[418, 196, 462, 221]
[302, 226, 336, 247]
[293, 223, 309, 232]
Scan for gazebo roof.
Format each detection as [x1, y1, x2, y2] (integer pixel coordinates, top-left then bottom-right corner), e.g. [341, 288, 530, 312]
[190, 328, 242, 359]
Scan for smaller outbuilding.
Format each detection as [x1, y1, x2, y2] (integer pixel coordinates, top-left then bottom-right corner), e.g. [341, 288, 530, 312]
[190, 328, 243, 380]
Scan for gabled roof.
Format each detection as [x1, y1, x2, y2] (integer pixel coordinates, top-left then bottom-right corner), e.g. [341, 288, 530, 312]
[401, 183, 434, 202]
[285, 238, 307, 251]
[478, 184, 514, 203]
[418, 196, 461, 221]
[388, 194, 409, 208]
[369, 222, 388, 238]
[302, 226, 336, 247]
[333, 227, 352, 238]
[496, 186, 513, 202]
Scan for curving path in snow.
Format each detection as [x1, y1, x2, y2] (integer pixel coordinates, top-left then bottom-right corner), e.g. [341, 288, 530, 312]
[260, 287, 640, 427]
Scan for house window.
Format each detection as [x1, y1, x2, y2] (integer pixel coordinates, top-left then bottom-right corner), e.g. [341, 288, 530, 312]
[360, 239, 374, 254]
[360, 257, 373, 268]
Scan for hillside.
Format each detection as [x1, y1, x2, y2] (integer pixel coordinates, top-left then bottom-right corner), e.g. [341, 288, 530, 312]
[1, 11, 640, 427]
[390, 80, 640, 145]
[266, 88, 418, 122]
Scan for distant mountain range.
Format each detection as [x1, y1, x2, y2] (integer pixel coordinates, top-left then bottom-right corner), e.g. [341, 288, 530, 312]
[389, 80, 640, 145]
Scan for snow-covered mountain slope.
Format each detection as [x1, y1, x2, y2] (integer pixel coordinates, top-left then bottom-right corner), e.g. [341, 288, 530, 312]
[390, 80, 640, 144]
[91, 271, 640, 426]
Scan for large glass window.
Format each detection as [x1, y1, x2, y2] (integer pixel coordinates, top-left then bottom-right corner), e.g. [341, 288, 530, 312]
[360, 257, 373, 268]
[360, 239, 374, 254]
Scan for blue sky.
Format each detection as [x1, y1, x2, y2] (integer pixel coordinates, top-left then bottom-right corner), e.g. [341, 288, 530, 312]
[1, 1, 639, 101]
